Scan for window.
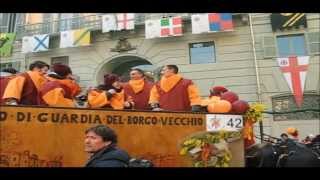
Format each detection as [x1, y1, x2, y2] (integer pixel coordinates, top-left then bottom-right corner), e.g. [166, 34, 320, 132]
[59, 13, 82, 31]
[51, 56, 69, 65]
[276, 34, 307, 58]
[0, 62, 21, 72]
[307, 32, 320, 55]
[272, 93, 320, 121]
[189, 42, 216, 64]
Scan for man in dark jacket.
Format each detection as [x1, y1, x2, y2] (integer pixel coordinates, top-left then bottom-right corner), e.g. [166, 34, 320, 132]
[84, 125, 130, 167]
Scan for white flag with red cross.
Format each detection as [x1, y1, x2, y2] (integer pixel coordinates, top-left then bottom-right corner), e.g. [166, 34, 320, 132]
[277, 56, 309, 108]
[102, 13, 134, 33]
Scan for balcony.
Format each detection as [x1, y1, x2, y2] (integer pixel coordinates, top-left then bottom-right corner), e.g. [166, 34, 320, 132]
[14, 13, 243, 39]
[14, 13, 194, 39]
[15, 14, 101, 39]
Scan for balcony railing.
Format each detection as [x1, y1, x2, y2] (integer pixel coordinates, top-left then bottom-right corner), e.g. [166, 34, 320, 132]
[14, 13, 243, 39]
[14, 13, 195, 39]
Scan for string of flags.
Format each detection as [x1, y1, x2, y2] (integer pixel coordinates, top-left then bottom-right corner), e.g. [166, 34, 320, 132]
[18, 13, 234, 53]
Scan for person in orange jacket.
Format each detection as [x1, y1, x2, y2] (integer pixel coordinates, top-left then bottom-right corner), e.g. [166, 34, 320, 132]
[2, 61, 49, 105]
[38, 63, 81, 107]
[87, 73, 130, 110]
[149, 65, 202, 112]
[0, 68, 19, 105]
[122, 68, 154, 110]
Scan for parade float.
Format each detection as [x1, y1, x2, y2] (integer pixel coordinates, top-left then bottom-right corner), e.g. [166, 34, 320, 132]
[0, 86, 265, 167]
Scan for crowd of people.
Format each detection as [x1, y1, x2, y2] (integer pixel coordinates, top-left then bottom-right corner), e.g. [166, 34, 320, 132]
[0, 61, 203, 112]
[273, 127, 320, 148]
[1, 61, 319, 167]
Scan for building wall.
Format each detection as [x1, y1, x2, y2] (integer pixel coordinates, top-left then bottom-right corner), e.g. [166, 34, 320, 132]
[1, 13, 319, 138]
[250, 13, 320, 138]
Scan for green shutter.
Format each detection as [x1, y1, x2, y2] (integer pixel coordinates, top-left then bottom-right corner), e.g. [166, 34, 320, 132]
[306, 32, 320, 55]
[262, 35, 276, 58]
[0, 33, 16, 57]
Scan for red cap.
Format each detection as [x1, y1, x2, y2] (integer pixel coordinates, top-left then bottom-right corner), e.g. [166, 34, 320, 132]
[210, 86, 228, 96]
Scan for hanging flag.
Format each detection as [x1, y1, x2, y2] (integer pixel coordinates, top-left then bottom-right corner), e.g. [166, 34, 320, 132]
[116, 13, 135, 30]
[60, 29, 90, 48]
[0, 33, 16, 57]
[160, 16, 182, 37]
[191, 14, 210, 34]
[145, 19, 161, 39]
[191, 13, 234, 34]
[277, 56, 309, 108]
[22, 34, 49, 53]
[145, 16, 182, 39]
[208, 13, 233, 32]
[22, 36, 33, 53]
[271, 13, 307, 32]
[102, 14, 117, 33]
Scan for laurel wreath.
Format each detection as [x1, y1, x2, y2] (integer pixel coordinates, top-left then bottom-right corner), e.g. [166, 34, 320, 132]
[179, 131, 241, 167]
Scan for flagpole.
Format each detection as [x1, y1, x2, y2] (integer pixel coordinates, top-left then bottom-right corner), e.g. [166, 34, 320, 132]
[248, 13, 264, 140]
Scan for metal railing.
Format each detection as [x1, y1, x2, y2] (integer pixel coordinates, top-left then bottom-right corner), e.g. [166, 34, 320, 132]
[14, 13, 194, 39]
[14, 13, 242, 39]
[15, 14, 101, 39]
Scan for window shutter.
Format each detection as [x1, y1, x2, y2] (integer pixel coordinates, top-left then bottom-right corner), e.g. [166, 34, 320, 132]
[306, 32, 320, 55]
[262, 35, 276, 58]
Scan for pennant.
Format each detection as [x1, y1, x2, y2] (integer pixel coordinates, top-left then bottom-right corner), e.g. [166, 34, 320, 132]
[60, 29, 90, 48]
[116, 13, 135, 30]
[102, 14, 117, 33]
[191, 13, 234, 34]
[22, 34, 49, 53]
[277, 56, 309, 107]
[0, 33, 16, 57]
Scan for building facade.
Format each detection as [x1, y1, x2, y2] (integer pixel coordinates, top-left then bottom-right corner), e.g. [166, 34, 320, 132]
[1, 13, 319, 139]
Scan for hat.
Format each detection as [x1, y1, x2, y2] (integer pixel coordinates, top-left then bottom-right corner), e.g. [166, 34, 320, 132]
[210, 86, 228, 96]
[104, 73, 120, 86]
[52, 64, 72, 78]
[286, 127, 298, 137]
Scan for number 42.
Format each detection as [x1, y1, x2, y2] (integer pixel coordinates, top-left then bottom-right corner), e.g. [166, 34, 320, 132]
[227, 118, 242, 128]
